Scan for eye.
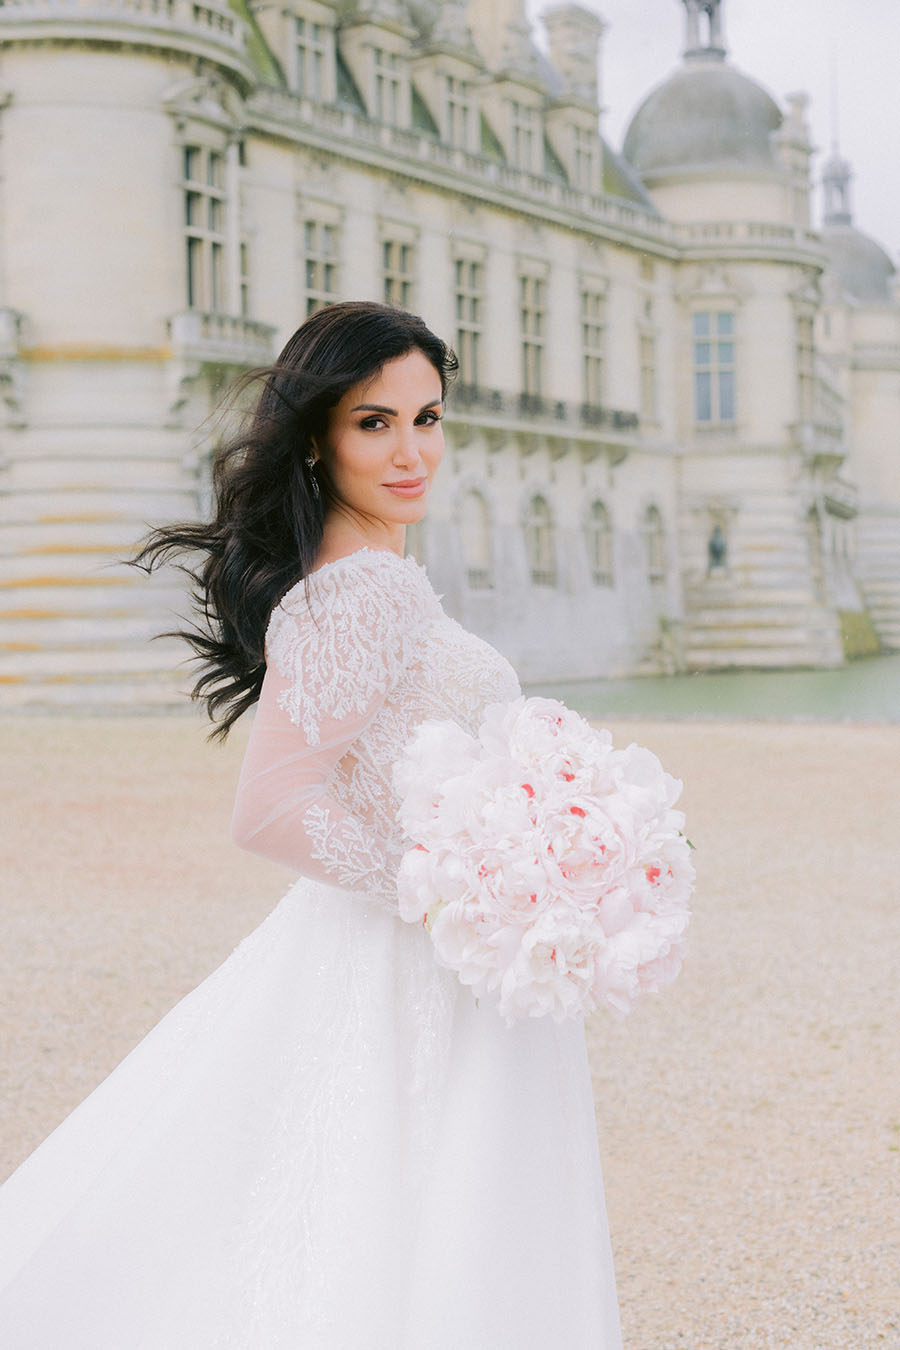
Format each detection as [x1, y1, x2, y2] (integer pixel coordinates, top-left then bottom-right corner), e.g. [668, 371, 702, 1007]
[416, 409, 442, 426]
[359, 415, 387, 431]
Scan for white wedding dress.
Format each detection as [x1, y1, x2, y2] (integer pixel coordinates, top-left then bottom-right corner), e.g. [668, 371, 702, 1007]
[0, 549, 622, 1349]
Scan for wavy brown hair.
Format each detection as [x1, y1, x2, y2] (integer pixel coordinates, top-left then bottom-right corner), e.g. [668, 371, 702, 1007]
[133, 301, 457, 738]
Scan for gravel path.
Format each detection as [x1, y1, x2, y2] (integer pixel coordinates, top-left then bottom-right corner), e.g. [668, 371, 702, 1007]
[1, 714, 898, 1348]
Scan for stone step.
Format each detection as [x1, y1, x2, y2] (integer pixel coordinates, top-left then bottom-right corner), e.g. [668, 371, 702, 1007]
[684, 625, 839, 649]
[0, 550, 152, 583]
[0, 672, 187, 710]
[6, 456, 189, 492]
[1, 520, 153, 551]
[686, 604, 827, 626]
[685, 647, 844, 671]
[0, 613, 175, 646]
[0, 581, 186, 613]
[0, 639, 186, 679]
[0, 490, 194, 524]
[684, 586, 817, 608]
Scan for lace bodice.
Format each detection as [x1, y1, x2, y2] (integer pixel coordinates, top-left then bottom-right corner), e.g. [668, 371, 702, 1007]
[231, 548, 520, 906]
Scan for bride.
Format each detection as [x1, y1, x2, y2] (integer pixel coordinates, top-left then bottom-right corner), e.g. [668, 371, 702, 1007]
[0, 302, 623, 1348]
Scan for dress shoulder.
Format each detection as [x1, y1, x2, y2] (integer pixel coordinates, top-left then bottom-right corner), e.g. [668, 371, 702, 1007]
[265, 549, 441, 744]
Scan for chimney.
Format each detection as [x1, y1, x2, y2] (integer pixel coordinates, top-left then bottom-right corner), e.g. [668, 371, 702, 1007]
[543, 4, 606, 106]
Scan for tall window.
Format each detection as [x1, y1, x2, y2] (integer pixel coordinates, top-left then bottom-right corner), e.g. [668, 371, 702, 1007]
[796, 313, 814, 422]
[239, 241, 250, 318]
[573, 125, 595, 191]
[644, 505, 666, 584]
[520, 273, 546, 397]
[461, 490, 493, 589]
[303, 220, 339, 316]
[455, 257, 483, 387]
[524, 494, 556, 587]
[446, 76, 472, 148]
[374, 48, 402, 124]
[295, 17, 326, 99]
[693, 311, 735, 423]
[639, 332, 657, 421]
[585, 500, 614, 586]
[510, 101, 536, 170]
[582, 288, 605, 407]
[383, 239, 414, 307]
[184, 145, 226, 313]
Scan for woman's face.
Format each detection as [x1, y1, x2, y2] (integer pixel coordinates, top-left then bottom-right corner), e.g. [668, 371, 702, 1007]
[321, 348, 444, 530]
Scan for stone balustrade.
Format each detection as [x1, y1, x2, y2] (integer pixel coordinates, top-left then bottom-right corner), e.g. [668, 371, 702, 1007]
[168, 312, 277, 367]
[450, 383, 639, 439]
[0, 0, 249, 64]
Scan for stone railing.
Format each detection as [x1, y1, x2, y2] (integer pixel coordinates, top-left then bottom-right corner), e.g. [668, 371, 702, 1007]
[449, 384, 640, 436]
[0, 0, 248, 64]
[676, 219, 825, 256]
[167, 312, 277, 366]
[246, 88, 673, 247]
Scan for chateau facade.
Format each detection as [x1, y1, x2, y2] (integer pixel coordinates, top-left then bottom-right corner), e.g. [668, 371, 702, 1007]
[0, 0, 897, 705]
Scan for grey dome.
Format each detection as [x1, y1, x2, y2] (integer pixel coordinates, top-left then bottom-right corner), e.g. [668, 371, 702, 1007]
[623, 60, 783, 178]
[823, 225, 896, 304]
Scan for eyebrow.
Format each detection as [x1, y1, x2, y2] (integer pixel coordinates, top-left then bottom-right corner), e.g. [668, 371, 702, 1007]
[350, 397, 443, 416]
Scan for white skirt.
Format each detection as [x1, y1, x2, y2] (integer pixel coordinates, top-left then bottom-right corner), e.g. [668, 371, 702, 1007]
[0, 881, 622, 1349]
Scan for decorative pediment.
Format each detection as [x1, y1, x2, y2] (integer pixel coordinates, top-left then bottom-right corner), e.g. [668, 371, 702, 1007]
[161, 74, 245, 134]
[674, 263, 751, 305]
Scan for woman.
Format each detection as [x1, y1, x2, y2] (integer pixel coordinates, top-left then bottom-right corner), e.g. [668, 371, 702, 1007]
[0, 303, 622, 1348]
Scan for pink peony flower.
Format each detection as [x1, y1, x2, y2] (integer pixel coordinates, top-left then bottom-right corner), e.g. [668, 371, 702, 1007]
[394, 695, 694, 1023]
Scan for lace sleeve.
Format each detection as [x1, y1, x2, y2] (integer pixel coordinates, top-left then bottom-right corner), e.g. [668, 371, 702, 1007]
[230, 556, 426, 908]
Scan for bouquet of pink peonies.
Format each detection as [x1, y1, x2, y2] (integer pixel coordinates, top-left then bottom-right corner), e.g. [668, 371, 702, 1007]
[393, 696, 694, 1025]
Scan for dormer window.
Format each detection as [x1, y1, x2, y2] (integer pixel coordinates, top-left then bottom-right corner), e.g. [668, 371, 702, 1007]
[573, 125, 595, 191]
[510, 100, 537, 171]
[374, 48, 402, 124]
[446, 75, 473, 149]
[296, 16, 327, 99]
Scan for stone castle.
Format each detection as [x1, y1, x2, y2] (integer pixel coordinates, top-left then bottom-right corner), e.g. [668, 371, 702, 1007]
[0, 0, 897, 705]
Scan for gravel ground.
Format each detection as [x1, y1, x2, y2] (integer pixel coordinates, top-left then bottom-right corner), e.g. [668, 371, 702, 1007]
[1, 714, 898, 1348]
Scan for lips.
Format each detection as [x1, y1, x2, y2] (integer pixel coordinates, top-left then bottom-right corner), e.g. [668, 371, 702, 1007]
[384, 478, 427, 496]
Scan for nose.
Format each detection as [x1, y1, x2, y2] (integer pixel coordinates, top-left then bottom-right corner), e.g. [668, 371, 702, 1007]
[392, 422, 423, 468]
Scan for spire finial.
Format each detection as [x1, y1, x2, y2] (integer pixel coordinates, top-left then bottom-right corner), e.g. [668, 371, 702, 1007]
[682, 0, 726, 63]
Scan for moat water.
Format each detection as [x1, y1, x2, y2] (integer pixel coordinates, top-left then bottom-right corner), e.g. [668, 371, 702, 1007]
[527, 652, 900, 723]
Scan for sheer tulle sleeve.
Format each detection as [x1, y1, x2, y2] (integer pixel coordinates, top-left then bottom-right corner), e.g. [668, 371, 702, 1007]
[230, 560, 422, 907]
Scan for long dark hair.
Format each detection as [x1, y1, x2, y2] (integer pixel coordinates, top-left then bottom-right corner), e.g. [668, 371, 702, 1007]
[134, 301, 457, 739]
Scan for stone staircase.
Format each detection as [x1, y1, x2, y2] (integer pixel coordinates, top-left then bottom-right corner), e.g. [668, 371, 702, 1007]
[682, 576, 845, 669]
[0, 489, 194, 710]
[856, 512, 900, 651]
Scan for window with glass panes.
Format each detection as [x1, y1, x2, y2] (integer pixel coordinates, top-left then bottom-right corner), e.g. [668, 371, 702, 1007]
[510, 100, 536, 169]
[520, 273, 545, 397]
[524, 494, 557, 587]
[461, 490, 493, 589]
[573, 125, 595, 190]
[374, 48, 402, 124]
[693, 311, 735, 423]
[639, 332, 657, 420]
[582, 288, 605, 406]
[183, 145, 226, 313]
[383, 239, 414, 307]
[585, 500, 614, 586]
[455, 257, 483, 387]
[295, 16, 326, 99]
[303, 220, 338, 315]
[796, 313, 814, 422]
[446, 75, 472, 148]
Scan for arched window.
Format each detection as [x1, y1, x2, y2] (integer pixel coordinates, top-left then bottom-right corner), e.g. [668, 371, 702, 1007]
[585, 500, 614, 586]
[643, 505, 666, 583]
[524, 494, 557, 587]
[461, 489, 493, 589]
